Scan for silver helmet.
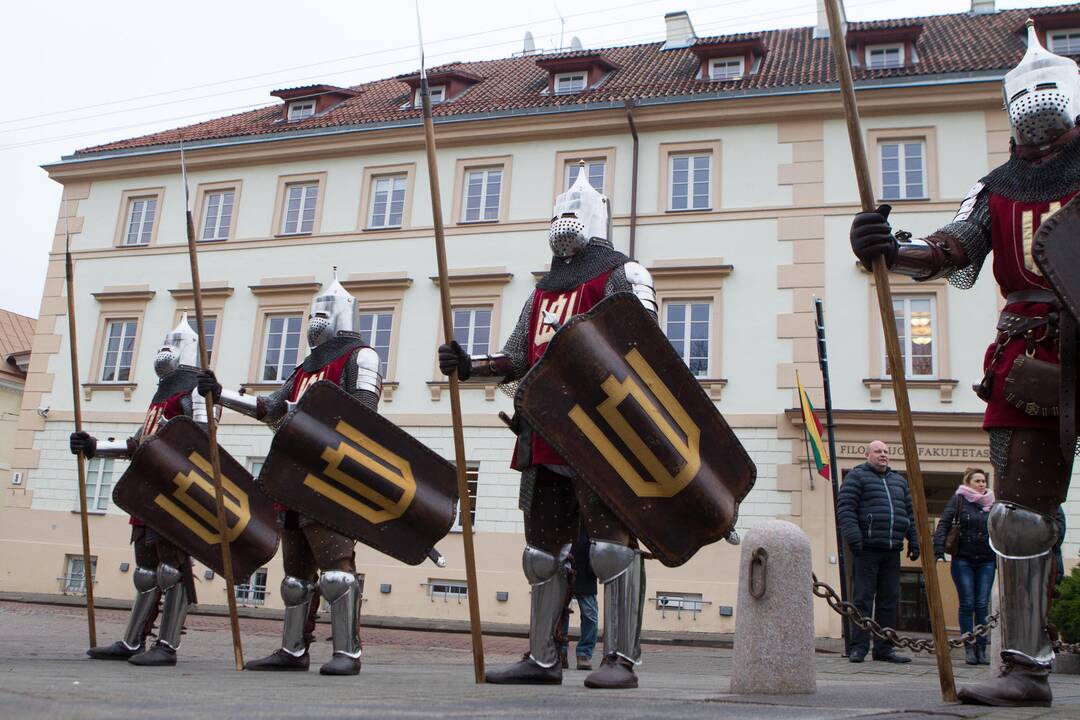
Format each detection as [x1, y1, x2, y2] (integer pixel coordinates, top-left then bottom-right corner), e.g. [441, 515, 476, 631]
[307, 268, 359, 348]
[548, 162, 611, 258]
[154, 313, 200, 377]
[1003, 20, 1080, 147]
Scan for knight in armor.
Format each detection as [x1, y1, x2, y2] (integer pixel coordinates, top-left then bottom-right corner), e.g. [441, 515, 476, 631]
[69, 316, 205, 667]
[438, 166, 657, 689]
[849, 22, 1077, 706]
[197, 272, 381, 676]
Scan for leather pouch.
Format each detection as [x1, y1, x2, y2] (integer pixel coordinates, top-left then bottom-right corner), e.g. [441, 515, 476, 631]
[1003, 354, 1060, 417]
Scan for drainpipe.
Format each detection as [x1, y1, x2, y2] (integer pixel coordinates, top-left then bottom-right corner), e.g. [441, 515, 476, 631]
[624, 100, 639, 258]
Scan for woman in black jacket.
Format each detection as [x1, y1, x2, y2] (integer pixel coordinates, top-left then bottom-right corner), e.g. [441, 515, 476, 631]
[934, 467, 995, 666]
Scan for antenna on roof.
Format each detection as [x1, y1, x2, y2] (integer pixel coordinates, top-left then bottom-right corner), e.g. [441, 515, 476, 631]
[554, 1, 565, 50]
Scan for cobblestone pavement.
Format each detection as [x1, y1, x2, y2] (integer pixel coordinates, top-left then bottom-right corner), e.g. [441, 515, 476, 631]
[1, 601, 1078, 719]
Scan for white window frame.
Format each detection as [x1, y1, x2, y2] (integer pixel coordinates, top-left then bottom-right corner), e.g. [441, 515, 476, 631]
[866, 43, 904, 70]
[200, 189, 235, 241]
[235, 568, 269, 605]
[280, 182, 319, 235]
[452, 307, 493, 356]
[357, 310, 393, 377]
[878, 140, 926, 201]
[100, 318, 138, 383]
[664, 300, 711, 378]
[61, 555, 96, 594]
[260, 313, 303, 383]
[414, 85, 446, 107]
[884, 295, 938, 379]
[1049, 29, 1080, 55]
[248, 458, 265, 476]
[461, 168, 502, 223]
[668, 153, 712, 211]
[553, 71, 587, 95]
[84, 457, 115, 512]
[427, 579, 469, 602]
[565, 159, 606, 192]
[708, 56, 744, 81]
[123, 196, 157, 246]
[368, 174, 408, 229]
[451, 464, 480, 532]
[287, 100, 315, 121]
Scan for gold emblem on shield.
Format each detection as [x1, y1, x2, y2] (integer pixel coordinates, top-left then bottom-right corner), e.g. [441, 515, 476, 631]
[154, 452, 252, 544]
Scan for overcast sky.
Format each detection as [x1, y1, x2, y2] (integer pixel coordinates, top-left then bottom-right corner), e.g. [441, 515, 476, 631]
[0, 0, 1064, 318]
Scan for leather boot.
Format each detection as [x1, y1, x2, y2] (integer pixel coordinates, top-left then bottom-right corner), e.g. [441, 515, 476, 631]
[965, 645, 979, 665]
[128, 641, 177, 667]
[245, 648, 311, 671]
[957, 657, 1052, 707]
[246, 576, 314, 672]
[87, 640, 144, 660]
[88, 565, 160, 661]
[584, 653, 638, 689]
[485, 653, 563, 684]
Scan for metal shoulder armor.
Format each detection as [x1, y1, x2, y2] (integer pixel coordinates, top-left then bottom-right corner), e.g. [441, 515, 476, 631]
[354, 346, 383, 398]
[623, 261, 657, 317]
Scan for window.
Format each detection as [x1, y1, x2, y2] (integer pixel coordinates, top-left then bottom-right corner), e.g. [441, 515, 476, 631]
[451, 464, 480, 532]
[665, 301, 710, 377]
[235, 568, 269, 605]
[462, 168, 502, 222]
[368, 175, 407, 229]
[414, 85, 446, 107]
[287, 101, 315, 121]
[866, 44, 903, 70]
[708, 56, 744, 81]
[123, 197, 157, 246]
[100, 319, 138, 382]
[358, 311, 393, 377]
[61, 555, 96, 594]
[879, 141, 925, 200]
[886, 295, 936, 379]
[248, 458, 265, 476]
[84, 457, 114, 512]
[261, 314, 303, 382]
[185, 315, 217, 364]
[669, 153, 711, 211]
[280, 182, 318, 235]
[428, 579, 468, 602]
[554, 71, 587, 94]
[200, 189, 235, 241]
[655, 591, 706, 618]
[566, 159, 605, 192]
[1049, 29, 1080, 55]
[452, 307, 491, 356]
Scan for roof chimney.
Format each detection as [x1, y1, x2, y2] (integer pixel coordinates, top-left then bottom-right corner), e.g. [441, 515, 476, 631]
[813, 0, 846, 40]
[970, 0, 996, 14]
[662, 11, 697, 50]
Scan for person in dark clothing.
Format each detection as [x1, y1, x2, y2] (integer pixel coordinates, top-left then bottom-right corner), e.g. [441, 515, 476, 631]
[934, 467, 995, 666]
[837, 440, 920, 664]
[1053, 507, 1067, 592]
[559, 523, 599, 670]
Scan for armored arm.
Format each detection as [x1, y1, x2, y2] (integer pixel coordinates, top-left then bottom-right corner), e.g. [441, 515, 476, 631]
[439, 291, 533, 383]
[606, 262, 658, 320]
[346, 346, 383, 412]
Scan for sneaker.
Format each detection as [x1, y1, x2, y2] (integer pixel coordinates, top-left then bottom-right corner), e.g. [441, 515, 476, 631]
[873, 651, 912, 664]
[576, 656, 592, 671]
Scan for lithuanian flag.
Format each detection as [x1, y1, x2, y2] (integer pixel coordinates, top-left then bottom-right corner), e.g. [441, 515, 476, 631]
[796, 370, 830, 480]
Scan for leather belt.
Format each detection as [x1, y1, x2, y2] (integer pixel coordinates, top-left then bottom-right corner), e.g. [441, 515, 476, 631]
[1006, 289, 1058, 304]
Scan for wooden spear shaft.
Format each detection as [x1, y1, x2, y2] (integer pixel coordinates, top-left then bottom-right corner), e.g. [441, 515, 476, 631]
[64, 225, 97, 648]
[419, 75, 486, 683]
[823, 0, 956, 701]
[179, 145, 245, 671]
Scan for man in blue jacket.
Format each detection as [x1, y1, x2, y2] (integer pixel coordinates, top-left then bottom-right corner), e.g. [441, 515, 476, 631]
[837, 440, 920, 664]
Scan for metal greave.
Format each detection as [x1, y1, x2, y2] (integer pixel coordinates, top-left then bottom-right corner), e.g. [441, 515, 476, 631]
[279, 576, 316, 657]
[523, 544, 572, 668]
[155, 563, 189, 650]
[121, 566, 161, 651]
[319, 571, 361, 659]
[590, 541, 644, 665]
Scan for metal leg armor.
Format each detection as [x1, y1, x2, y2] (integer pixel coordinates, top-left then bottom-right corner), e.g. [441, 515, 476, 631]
[318, 570, 362, 676]
[958, 502, 1058, 707]
[87, 566, 160, 660]
[128, 563, 188, 667]
[280, 576, 316, 657]
[584, 540, 643, 690]
[484, 544, 571, 685]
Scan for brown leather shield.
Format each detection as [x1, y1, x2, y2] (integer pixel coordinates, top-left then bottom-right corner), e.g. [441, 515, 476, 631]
[515, 292, 757, 567]
[112, 416, 279, 582]
[1034, 194, 1080, 323]
[257, 380, 458, 565]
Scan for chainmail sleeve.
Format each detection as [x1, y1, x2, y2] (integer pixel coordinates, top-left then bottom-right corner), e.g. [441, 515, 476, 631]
[259, 381, 292, 426]
[938, 181, 992, 290]
[500, 289, 535, 381]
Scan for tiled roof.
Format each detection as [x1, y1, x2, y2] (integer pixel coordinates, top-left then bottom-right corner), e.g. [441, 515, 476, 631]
[0, 308, 35, 379]
[74, 4, 1080, 156]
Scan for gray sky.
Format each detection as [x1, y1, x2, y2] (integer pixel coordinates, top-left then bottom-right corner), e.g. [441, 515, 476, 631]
[0, 0, 1062, 318]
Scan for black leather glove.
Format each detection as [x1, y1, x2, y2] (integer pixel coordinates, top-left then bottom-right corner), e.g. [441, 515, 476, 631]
[196, 369, 222, 401]
[907, 546, 921, 562]
[850, 204, 897, 271]
[70, 431, 96, 459]
[438, 341, 471, 381]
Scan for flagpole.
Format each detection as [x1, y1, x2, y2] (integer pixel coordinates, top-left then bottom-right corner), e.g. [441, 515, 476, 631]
[814, 298, 851, 655]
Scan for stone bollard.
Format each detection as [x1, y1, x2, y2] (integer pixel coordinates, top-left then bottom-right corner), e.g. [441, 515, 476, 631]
[729, 520, 816, 694]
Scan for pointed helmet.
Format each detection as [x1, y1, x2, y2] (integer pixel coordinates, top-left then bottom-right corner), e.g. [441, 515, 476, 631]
[307, 267, 359, 348]
[1003, 20, 1080, 147]
[154, 312, 200, 377]
[548, 162, 612, 258]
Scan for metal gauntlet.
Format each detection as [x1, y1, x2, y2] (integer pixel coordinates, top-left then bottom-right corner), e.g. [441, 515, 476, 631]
[890, 232, 970, 281]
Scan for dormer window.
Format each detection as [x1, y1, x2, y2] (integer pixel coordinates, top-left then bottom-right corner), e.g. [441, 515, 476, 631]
[287, 100, 316, 122]
[1048, 29, 1080, 55]
[554, 72, 587, 95]
[866, 43, 904, 70]
[413, 85, 446, 108]
[708, 57, 744, 81]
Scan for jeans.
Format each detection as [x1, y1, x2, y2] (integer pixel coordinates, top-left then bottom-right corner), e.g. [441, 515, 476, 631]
[559, 594, 599, 659]
[850, 547, 901, 657]
[951, 556, 995, 648]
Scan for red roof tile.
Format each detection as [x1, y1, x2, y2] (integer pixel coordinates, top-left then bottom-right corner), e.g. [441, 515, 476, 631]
[0, 308, 35, 380]
[73, 4, 1080, 156]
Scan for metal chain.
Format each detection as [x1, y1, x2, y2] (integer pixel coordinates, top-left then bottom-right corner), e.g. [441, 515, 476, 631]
[812, 574, 998, 653]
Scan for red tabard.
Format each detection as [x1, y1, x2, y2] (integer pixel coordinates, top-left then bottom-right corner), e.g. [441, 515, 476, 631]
[514, 270, 613, 468]
[130, 391, 189, 526]
[982, 191, 1077, 430]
